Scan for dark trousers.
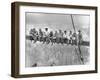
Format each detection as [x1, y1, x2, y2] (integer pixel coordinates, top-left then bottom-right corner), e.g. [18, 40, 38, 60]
[64, 38, 68, 44]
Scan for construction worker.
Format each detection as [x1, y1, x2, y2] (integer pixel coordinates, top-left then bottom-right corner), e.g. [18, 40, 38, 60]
[54, 31, 59, 44]
[54, 31, 58, 44]
[78, 30, 83, 45]
[68, 31, 73, 45]
[38, 29, 43, 42]
[43, 28, 50, 44]
[61, 30, 64, 44]
[29, 28, 35, 42]
[29, 28, 38, 43]
[72, 32, 77, 45]
[63, 30, 68, 44]
[49, 31, 53, 45]
[58, 30, 63, 44]
[29, 28, 35, 36]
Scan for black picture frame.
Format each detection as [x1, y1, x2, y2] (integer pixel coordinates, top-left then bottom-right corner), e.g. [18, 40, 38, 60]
[11, 2, 98, 78]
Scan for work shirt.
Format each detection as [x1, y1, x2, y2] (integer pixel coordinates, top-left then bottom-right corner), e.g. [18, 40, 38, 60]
[78, 33, 83, 41]
[63, 33, 68, 38]
[72, 33, 77, 40]
[43, 31, 49, 37]
[54, 32, 58, 38]
[39, 31, 43, 37]
[68, 33, 72, 40]
[58, 32, 63, 38]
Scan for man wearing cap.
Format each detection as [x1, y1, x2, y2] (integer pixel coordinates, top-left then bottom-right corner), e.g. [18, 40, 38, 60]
[58, 30, 63, 44]
[63, 30, 68, 44]
[38, 28, 43, 42]
[72, 32, 77, 45]
[68, 31, 73, 45]
[29, 28, 38, 43]
[43, 28, 50, 44]
[78, 30, 83, 45]
[49, 31, 54, 45]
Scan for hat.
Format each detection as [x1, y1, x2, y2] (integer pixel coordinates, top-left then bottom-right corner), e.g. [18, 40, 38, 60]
[78, 30, 81, 32]
[64, 31, 66, 33]
[45, 28, 48, 30]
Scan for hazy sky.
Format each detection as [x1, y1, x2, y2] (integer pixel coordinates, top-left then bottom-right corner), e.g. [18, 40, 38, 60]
[25, 12, 90, 41]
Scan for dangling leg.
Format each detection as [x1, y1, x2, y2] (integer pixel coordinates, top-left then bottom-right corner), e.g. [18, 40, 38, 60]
[43, 37, 46, 44]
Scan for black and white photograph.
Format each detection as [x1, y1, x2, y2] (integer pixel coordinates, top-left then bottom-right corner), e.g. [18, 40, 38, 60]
[11, 2, 97, 78]
[25, 13, 90, 67]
